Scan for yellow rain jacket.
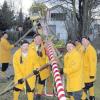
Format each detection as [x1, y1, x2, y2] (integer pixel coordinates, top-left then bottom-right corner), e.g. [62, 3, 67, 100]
[29, 42, 50, 81]
[0, 37, 14, 63]
[64, 48, 84, 92]
[76, 43, 85, 84]
[83, 44, 97, 83]
[76, 43, 84, 55]
[13, 48, 38, 90]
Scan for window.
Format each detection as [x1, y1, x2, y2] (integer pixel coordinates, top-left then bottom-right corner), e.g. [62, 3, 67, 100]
[51, 13, 66, 21]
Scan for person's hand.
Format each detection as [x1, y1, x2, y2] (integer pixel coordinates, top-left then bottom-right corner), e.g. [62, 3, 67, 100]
[18, 79, 24, 84]
[33, 70, 39, 75]
[59, 68, 63, 75]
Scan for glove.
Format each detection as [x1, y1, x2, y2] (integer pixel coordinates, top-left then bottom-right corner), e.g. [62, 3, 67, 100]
[14, 44, 18, 47]
[59, 68, 63, 75]
[90, 76, 94, 79]
[33, 70, 39, 75]
[18, 79, 24, 84]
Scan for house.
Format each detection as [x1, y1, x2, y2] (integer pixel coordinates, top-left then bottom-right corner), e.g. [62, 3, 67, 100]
[89, 19, 100, 41]
[46, 6, 68, 42]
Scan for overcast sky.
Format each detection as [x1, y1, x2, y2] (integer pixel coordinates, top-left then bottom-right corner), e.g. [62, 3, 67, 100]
[0, 0, 33, 15]
[0, 0, 99, 19]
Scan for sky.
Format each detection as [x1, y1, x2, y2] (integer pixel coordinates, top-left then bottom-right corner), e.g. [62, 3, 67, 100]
[0, 0, 33, 15]
[0, 0, 99, 19]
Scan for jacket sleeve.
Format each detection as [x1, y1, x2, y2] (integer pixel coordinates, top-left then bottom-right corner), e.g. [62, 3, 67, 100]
[64, 56, 67, 74]
[13, 53, 23, 81]
[2, 39, 14, 50]
[30, 50, 41, 70]
[46, 55, 49, 63]
[88, 48, 97, 76]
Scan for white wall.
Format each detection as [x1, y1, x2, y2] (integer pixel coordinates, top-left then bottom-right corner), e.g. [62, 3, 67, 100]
[46, 8, 68, 41]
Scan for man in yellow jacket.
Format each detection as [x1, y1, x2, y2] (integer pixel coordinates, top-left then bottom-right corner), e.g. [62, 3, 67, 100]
[13, 40, 40, 100]
[64, 40, 84, 100]
[75, 38, 84, 55]
[30, 33, 50, 100]
[82, 36, 97, 100]
[0, 32, 14, 79]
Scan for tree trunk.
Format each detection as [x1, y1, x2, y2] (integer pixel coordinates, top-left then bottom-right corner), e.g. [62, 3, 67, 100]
[78, 0, 83, 37]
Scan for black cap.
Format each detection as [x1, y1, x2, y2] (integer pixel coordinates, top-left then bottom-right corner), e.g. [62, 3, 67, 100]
[82, 35, 90, 41]
[2, 31, 7, 36]
[37, 23, 41, 27]
[75, 37, 81, 42]
[33, 33, 40, 39]
[66, 40, 76, 46]
[20, 40, 29, 45]
[31, 30, 37, 36]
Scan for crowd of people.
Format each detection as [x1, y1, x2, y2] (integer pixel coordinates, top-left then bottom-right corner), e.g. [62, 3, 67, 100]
[0, 25, 97, 100]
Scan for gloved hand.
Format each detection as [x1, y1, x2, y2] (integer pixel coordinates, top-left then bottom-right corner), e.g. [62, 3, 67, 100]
[18, 79, 24, 84]
[90, 76, 94, 79]
[33, 70, 39, 75]
[59, 68, 63, 75]
[14, 44, 18, 47]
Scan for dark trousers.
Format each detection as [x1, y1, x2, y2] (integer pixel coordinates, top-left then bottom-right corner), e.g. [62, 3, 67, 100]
[1, 63, 9, 72]
[68, 90, 82, 100]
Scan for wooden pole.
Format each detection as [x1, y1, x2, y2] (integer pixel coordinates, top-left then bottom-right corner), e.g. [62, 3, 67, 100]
[14, 27, 34, 46]
[0, 63, 50, 96]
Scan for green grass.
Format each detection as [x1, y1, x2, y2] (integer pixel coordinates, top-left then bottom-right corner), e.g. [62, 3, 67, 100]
[0, 63, 100, 100]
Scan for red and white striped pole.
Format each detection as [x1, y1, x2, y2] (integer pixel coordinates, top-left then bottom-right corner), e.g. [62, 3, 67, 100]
[46, 41, 66, 100]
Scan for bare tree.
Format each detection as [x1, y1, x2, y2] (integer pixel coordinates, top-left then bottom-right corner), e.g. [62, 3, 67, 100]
[42, 0, 100, 39]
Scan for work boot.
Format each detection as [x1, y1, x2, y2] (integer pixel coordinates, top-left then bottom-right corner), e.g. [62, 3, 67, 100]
[89, 96, 95, 100]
